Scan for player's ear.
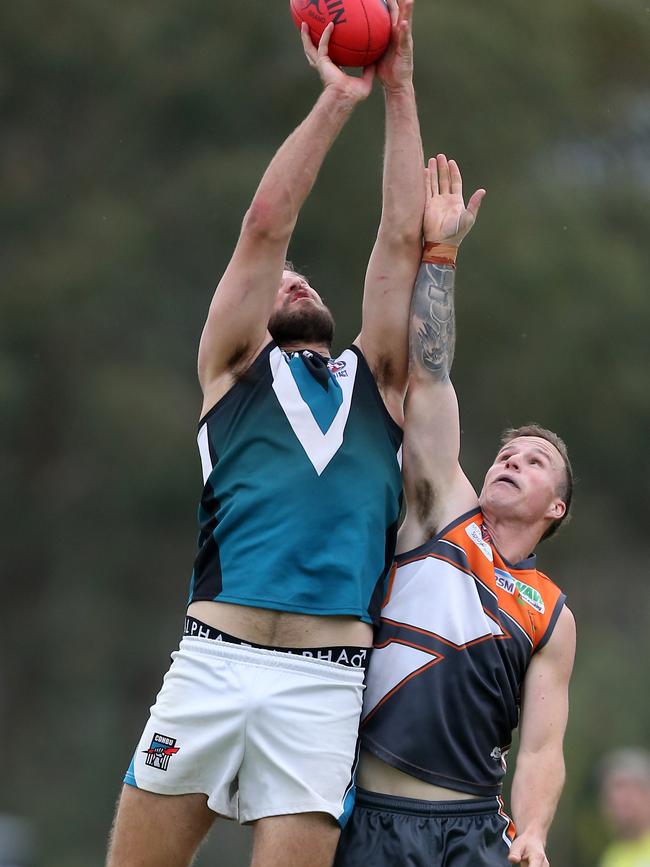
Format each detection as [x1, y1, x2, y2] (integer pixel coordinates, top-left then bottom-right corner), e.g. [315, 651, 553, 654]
[546, 498, 566, 521]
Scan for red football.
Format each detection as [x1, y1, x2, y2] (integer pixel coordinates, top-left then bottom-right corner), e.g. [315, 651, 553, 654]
[290, 0, 391, 68]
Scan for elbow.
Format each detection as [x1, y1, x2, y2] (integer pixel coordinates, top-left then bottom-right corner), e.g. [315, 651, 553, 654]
[397, 213, 426, 246]
[398, 228, 424, 250]
[380, 186, 426, 246]
[518, 743, 566, 780]
[241, 197, 295, 244]
[378, 221, 423, 251]
[408, 360, 451, 389]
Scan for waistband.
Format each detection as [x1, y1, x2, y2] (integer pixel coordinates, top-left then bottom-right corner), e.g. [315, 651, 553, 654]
[178, 636, 366, 683]
[354, 787, 501, 817]
[183, 616, 370, 670]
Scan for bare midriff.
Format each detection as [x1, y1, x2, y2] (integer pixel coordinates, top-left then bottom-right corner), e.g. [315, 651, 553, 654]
[357, 750, 477, 801]
[186, 600, 373, 648]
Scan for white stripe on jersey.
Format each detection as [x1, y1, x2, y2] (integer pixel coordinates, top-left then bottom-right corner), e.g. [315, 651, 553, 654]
[438, 540, 535, 650]
[362, 642, 440, 721]
[269, 346, 358, 476]
[382, 558, 506, 645]
[197, 423, 213, 484]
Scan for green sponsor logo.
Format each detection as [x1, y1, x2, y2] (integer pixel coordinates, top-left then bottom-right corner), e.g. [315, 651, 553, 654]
[514, 580, 545, 614]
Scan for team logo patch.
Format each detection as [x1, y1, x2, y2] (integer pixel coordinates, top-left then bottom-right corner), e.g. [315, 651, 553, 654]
[495, 568, 516, 594]
[514, 581, 545, 614]
[327, 359, 348, 377]
[143, 733, 180, 771]
[465, 522, 493, 562]
[490, 746, 510, 772]
[496, 568, 545, 613]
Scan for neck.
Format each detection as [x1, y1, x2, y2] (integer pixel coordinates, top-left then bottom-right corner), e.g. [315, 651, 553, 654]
[280, 342, 332, 357]
[481, 512, 542, 565]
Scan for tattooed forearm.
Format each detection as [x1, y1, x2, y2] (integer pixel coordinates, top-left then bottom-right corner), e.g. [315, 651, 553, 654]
[409, 261, 456, 379]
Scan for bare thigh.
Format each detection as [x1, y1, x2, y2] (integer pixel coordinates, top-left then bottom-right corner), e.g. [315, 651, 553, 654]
[106, 785, 216, 867]
[250, 812, 341, 867]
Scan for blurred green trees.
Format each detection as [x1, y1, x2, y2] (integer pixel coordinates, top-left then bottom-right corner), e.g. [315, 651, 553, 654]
[2, 0, 649, 864]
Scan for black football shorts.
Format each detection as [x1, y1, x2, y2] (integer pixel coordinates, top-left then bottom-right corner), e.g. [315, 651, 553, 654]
[334, 787, 515, 866]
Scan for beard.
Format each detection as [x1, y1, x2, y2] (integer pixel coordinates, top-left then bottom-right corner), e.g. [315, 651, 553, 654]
[268, 301, 335, 348]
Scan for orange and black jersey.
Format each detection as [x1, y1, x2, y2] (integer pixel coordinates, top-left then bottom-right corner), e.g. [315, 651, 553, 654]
[360, 508, 566, 797]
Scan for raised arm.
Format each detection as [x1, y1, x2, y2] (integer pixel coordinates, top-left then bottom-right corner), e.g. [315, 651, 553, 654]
[354, 0, 425, 424]
[399, 156, 485, 549]
[508, 606, 577, 867]
[198, 24, 375, 414]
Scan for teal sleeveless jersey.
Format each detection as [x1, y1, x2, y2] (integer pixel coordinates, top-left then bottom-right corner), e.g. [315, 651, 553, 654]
[189, 342, 403, 624]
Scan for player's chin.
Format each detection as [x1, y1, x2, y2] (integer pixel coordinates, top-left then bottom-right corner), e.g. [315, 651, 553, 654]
[488, 486, 522, 509]
[268, 304, 335, 347]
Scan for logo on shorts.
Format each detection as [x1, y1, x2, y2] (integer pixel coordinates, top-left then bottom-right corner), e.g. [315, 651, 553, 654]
[143, 733, 180, 772]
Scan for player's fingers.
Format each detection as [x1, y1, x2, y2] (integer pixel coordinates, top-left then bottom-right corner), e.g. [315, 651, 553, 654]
[386, 0, 399, 28]
[437, 154, 451, 195]
[400, 0, 414, 29]
[428, 156, 439, 195]
[396, 0, 413, 50]
[467, 188, 486, 219]
[318, 22, 335, 58]
[449, 159, 463, 197]
[300, 23, 317, 64]
[398, 17, 412, 49]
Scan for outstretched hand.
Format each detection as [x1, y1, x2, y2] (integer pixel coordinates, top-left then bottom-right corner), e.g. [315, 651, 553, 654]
[423, 154, 485, 247]
[376, 0, 414, 91]
[301, 23, 375, 103]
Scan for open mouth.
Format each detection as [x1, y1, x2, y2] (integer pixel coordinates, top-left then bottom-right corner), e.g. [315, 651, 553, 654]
[495, 475, 519, 489]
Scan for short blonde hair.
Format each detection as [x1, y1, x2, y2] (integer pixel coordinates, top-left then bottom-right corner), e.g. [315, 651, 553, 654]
[500, 423, 573, 541]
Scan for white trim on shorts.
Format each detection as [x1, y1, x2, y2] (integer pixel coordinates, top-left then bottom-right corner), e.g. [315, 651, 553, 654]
[124, 636, 365, 824]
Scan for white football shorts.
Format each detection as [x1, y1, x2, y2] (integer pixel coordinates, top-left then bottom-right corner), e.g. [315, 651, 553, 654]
[124, 636, 365, 824]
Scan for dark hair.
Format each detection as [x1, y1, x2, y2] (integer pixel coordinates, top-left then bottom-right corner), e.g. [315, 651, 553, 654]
[500, 423, 573, 541]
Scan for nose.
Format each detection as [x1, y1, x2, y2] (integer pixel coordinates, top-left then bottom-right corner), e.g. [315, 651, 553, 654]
[505, 455, 520, 470]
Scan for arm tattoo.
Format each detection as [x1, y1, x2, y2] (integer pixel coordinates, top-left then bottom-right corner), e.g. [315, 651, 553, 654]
[409, 261, 456, 380]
